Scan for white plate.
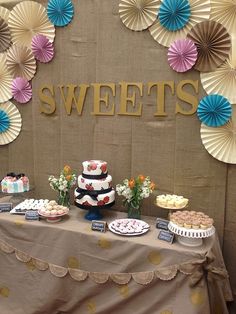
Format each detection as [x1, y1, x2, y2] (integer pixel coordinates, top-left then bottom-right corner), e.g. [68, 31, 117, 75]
[108, 219, 150, 236]
[155, 201, 187, 210]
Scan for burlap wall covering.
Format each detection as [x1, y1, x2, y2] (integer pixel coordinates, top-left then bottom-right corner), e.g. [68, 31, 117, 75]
[0, 0, 235, 308]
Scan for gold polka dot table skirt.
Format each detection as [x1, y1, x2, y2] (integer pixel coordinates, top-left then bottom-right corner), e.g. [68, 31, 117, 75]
[0, 206, 232, 314]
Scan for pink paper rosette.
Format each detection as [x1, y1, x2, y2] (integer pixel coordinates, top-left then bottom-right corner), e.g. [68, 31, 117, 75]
[167, 39, 197, 72]
[11, 77, 32, 104]
[31, 34, 54, 63]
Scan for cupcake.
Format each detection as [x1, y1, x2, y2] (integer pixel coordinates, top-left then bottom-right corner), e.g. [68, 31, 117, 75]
[176, 218, 184, 227]
[183, 219, 192, 229]
[200, 219, 209, 230]
[204, 218, 214, 228]
[192, 219, 200, 229]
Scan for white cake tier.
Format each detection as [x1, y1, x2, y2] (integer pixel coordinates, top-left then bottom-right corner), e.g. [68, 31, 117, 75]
[1, 176, 29, 193]
[82, 160, 108, 176]
[78, 174, 112, 190]
[74, 188, 115, 207]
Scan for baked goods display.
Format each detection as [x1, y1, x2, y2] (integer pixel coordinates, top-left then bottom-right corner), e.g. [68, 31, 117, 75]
[1, 173, 29, 193]
[109, 219, 149, 236]
[156, 194, 188, 209]
[74, 160, 115, 219]
[168, 210, 215, 246]
[38, 200, 69, 223]
[38, 200, 69, 217]
[169, 210, 214, 230]
[11, 199, 49, 214]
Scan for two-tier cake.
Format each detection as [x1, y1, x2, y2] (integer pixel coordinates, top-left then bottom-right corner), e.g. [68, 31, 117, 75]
[1, 173, 29, 193]
[74, 160, 115, 219]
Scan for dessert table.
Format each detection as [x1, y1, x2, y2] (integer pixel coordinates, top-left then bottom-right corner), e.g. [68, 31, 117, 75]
[0, 203, 232, 314]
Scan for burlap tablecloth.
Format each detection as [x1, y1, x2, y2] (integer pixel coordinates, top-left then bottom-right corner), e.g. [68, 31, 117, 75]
[0, 203, 232, 314]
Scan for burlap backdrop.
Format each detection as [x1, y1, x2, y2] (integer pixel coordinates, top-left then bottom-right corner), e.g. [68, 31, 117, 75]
[0, 0, 235, 309]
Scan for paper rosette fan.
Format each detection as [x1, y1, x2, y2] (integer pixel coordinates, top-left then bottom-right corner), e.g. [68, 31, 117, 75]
[149, 0, 211, 47]
[187, 21, 231, 72]
[159, 0, 190, 31]
[167, 39, 197, 72]
[0, 101, 22, 145]
[6, 45, 36, 81]
[201, 58, 236, 104]
[0, 6, 10, 22]
[119, 0, 159, 31]
[0, 17, 11, 53]
[12, 77, 32, 104]
[197, 94, 232, 127]
[32, 34, 54, 63]
[0, 109, 9, 133]
[201, 119, 236, 164]
[47, 0, 74, 27]
[0, 54, 12, 102]
[8, 1, 55, 48]
[210, 0, 236, 34]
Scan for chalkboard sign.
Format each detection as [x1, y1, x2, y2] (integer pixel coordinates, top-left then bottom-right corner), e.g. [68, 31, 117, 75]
[25, 211, 39, 221]
[156, 218, 169, 231]
[0, 203, 12, 212]
[158, 230, 174, 244]
[91, 220, 107, 233]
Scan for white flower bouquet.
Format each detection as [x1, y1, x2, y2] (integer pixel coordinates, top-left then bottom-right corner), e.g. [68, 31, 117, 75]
[116, 175, 155, 219]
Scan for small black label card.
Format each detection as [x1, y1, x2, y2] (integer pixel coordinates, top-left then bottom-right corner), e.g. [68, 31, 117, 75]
[25, 211, 39, 221]
[0, 203, 12, 212]
[156, 218, 169, 231]
[91, 220, 107, 233]
[158, 230, 175, 244]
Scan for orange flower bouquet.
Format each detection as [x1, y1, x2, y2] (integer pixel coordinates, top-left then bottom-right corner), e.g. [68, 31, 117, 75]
[116, 175, 155, 219]
[48, 165, 76, 207]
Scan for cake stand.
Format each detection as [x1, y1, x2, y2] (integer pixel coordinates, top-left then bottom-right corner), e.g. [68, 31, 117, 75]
[0, 186, 34, 205]
[38, 208, 69, 223]
[168, 221, 215, 247]
[155, 201, 188, 218]
[74, 201, 115, 221]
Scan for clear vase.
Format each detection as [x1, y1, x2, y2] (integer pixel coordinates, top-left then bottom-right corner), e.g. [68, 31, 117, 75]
[58, 190, 70, 208]
[127, 202, 141, 220]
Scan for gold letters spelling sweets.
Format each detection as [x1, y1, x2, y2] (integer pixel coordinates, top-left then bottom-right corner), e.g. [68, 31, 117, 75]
[38, 80, 199, 117]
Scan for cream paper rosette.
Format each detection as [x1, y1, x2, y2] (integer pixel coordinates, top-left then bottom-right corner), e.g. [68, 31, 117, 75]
[0, 6, 10, 22]
[149, 0, 211, 47]
[8, 0, 55, 48]
[200, 57, 236, 104]
[210, 0, 236, 34]
[119, 0, 159, 31]
[200, 119, 236, 164]
[0, 54, 12, 102]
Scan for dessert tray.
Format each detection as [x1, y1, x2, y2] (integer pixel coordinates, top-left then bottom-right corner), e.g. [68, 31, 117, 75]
[38, 200, 69, 223]
[108, 219, 150, 236]
[38, 207, 69, 223]
[155, 194, 189, 211]
[168, 221, 215, 247]
[10, 199, 49, 215]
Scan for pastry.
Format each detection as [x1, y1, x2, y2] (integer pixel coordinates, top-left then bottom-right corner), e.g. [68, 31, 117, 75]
[169, 210, 214, 230]
[156, 194, 188, 208]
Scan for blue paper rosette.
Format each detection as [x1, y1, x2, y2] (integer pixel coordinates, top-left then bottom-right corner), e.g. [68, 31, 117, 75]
[159, 0, 191, 31]
[47, 0, 74, 27]
[0, 109, 10, 133]
[0, 102, 22, 145]
[197, 94, 232, 127]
